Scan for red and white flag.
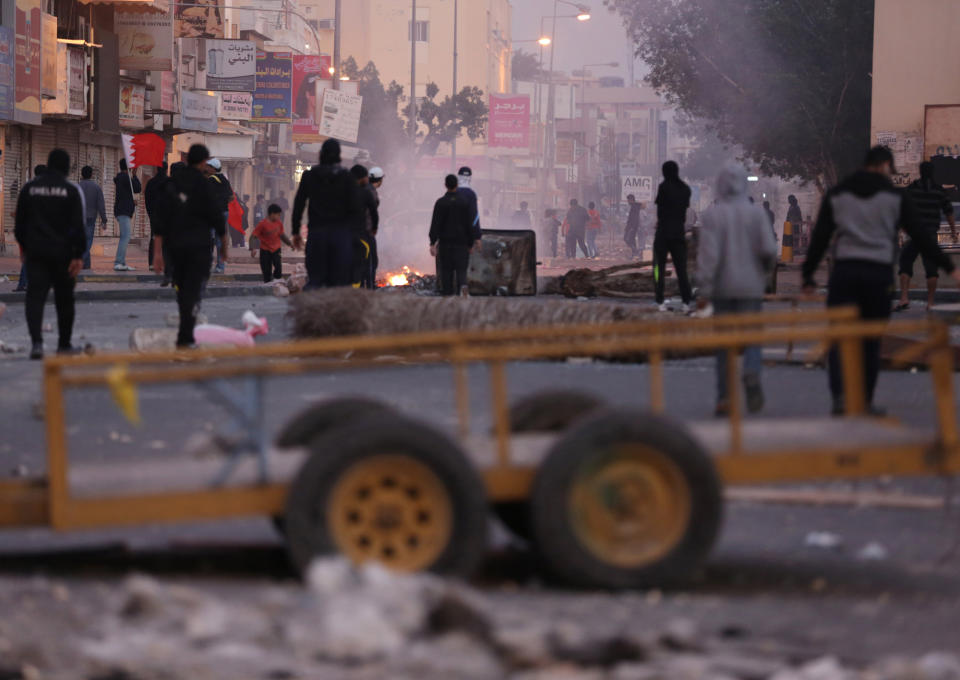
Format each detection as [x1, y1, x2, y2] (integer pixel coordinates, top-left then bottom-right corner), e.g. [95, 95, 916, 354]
[121, 133, 166, 169]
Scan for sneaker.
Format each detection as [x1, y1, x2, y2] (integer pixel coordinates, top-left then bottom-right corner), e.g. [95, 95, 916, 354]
[114, 263, 124, 271]
[657, 303, 668, 313]
[29, 342, 43, 360]
[125, 265, 136, 271]
[744, 376, 764, 413]
[681, 303, 692, 314]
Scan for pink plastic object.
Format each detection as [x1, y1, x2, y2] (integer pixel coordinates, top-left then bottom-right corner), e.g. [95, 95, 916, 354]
[194, 311, 269, 348]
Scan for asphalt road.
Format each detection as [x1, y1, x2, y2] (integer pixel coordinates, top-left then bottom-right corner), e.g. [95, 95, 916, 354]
[2, 294, 960, 661]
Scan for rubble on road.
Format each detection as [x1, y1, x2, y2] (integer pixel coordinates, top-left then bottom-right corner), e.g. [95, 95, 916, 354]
[1, 561, 960, 680]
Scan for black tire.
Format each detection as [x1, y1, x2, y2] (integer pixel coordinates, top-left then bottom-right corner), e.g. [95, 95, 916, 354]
[283, 413, 488, 578]
[530, 409, 722, 589]
[275, 397, 395, 448]
[495, 390, 606, 541]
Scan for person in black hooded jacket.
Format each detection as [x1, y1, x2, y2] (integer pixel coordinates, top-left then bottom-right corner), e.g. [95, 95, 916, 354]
[15, 149, 85, 359]
[653, 160, 693, 311]
[291, 139, 363, 288]
[803, 146, 960, 415]
[152, 145, 227, 348]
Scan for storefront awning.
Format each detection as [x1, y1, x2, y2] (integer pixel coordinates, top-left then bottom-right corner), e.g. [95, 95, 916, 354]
[78, 0, 170, 14]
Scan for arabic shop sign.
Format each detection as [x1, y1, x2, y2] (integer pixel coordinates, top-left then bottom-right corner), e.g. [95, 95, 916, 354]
[204, 39, 255, 91]
[116, 8, 174, 71]
[219, 91, 252, 120]
[488, 94, 530, 154]
[252, 50, 291, 123]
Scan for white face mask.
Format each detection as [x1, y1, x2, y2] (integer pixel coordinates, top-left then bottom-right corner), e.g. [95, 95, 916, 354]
[458, 174, 472, 188]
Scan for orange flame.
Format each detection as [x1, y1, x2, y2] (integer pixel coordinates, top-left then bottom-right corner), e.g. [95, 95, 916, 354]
[380, 265, 424, 287]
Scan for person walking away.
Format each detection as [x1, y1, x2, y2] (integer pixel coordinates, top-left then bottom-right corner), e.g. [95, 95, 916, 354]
[564, 199, 589, 259]
[512, 201, 532, 228]
[291, 139, 363, 289]
[803, 146, 960, 416]
[586, 202, 602, 258]
[654, 160, 694, 312]
[368, 167, 384, 284]
[543, 209, 561, 258]
[13, 167, 43, 292]
[895, 161, 958, 312]
[697, 163, 778, 417]
[250, 204, 293, 283]
[430, 174, 476, 296]
[15, 149, 85, 359]
[204, 158, 232, 273]
[786, 194, 802, 250]
[350, 165, 380, 288]
[152, 146, 227, 348]
[112, 158, 141, 271]
[624, 194, 641, 258]
[253, 194, 266, 226]
[762, 200, 777, 236]
[276, 190, 290, 216]
[144, 163, 168, 274]
[240, 194, 251, 246]
[78, 166, 106, 270]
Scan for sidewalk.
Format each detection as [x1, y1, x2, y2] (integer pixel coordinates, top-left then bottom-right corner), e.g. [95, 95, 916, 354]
[0, 240, 302, 302]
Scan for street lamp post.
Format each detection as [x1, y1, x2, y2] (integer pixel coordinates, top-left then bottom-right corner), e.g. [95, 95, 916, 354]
[541, 2, 590, 226]
[409, 0, 417, 139]
[332, 0, 341, 90]
[451, 0, 458, 172]
[577, 61, 618, 202]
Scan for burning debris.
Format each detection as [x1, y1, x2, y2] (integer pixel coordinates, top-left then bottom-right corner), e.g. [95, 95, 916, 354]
[378, 266, 438, 292]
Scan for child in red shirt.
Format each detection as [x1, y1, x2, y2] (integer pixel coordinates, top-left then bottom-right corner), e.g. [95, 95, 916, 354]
[250, 204, 293, 282]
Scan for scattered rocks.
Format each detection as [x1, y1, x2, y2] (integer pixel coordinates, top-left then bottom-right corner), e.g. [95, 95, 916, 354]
[805, 532, 844, 550]
[0, 560, 957, 680]
[856, 542, 889, 561]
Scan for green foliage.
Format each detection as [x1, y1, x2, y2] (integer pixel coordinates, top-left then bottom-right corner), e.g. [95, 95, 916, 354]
[605, 0, 874, 187]
[339, 57, 488, 166]
[512, 49, 542, 82]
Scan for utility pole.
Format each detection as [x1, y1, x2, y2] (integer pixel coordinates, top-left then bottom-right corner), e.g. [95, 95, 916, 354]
[451, 0, 458, 173]
[332, 0, 341, 90]
[409, 0, 417, 138]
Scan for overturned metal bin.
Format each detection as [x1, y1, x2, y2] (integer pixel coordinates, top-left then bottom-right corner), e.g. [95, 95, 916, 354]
[467, 229, 538, 296]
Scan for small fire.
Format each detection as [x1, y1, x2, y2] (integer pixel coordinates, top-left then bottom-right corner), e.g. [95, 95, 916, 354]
[380, 265, 423, 287]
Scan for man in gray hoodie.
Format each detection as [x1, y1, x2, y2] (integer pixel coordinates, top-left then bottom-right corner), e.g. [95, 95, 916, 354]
[697, 163, 778, 416]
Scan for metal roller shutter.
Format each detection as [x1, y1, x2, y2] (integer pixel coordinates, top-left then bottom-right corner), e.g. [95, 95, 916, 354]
[2, 125, 25, 247]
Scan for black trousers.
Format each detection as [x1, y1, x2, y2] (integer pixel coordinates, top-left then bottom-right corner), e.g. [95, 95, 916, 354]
[653, 234, 693, 304]
[438, 244, 470, 296]
[25, 257, 75, 347]
[169, 246, 211, 347]
[259, 249, 282, 282]
[305, 227, 354, 289]
[367, 233, 379, 288]
[566, 228, 587, 258]
[898, 238, 939, 279]
[827, 260, 893, 405]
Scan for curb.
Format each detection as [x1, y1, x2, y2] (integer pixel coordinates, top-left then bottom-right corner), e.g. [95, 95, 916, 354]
[0, 285, 276, 304]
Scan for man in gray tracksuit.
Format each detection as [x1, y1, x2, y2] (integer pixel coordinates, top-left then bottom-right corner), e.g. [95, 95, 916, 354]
[803, 146, 960, 415]
[697, 163, 778, 416]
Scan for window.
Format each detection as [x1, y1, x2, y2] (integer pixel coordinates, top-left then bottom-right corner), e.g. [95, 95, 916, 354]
[408, 20, 429, 42]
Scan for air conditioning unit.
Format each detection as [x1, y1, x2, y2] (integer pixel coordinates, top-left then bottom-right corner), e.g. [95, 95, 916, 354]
[316, 18, 335, 30]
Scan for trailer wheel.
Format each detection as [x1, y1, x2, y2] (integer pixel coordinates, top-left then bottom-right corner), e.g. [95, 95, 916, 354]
[495, 390, 606, 541]
[284, 414, 488, 577]
[275, 397, 395, 448]
[530, 409, 722, 589]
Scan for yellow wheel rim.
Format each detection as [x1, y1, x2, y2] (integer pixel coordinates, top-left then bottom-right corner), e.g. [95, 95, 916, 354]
[327, 455, 453, 572]
[569, 444, 692, 569]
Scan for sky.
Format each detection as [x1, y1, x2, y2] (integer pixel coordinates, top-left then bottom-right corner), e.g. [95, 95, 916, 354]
[510, 0, 639, 83]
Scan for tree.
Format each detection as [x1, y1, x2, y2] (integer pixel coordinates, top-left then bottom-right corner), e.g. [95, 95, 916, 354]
[512, 49, 542, 82]
[340, 57, 488, 167]
[605, 0, 874, 189]
[340, 57, 407, 165]
[409, 83, 488, 159]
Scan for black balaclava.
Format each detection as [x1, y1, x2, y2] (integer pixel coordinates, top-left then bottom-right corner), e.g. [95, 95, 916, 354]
[320, 139, 342, 166]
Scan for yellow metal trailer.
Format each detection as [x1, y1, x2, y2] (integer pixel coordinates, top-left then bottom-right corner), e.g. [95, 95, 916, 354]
[1, 306, 956, 588]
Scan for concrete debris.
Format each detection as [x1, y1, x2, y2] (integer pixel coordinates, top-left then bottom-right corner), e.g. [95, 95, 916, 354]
[272, 281, 290, 297]
[856, 542, 890, 561]
[804, 531, 844, 550]
[1, 561, 959, 679]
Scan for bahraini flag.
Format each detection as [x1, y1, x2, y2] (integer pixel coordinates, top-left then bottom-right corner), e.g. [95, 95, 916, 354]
[121, 133, 166, 169]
